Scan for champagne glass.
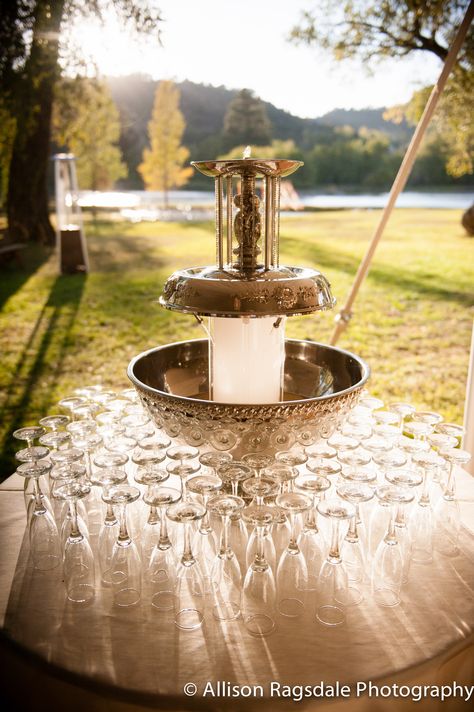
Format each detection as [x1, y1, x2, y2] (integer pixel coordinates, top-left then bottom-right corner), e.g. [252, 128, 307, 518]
[13, 426, 46, 448]
[103, 485, 142, 606]
[241, 453, 273, 479]
[187, 474, 222, 593]
[16, 461, 60, 571]
[264, 464, 298, 560]
[166, 445, 200, 500]
[207, 494, 245, 621]
[58, 396, 89, 421]
[134, 465, 169, 563]
[166, 500, 207, 630]
[388, 402, 415, 431]
[242, 505, 277, 637]
[91, 467, 127, 584]
[39, 414, 70, 431]
[337, 482, 374, 603]
[434, 448, 471, 557]
[145, 486, 181, 610]
[316, 499, 356, 626]
[385, 468, 422, 583]
[17, 460, 52, 519]
[39, 430, 71, 452]
[56, 482, 95, 603]
[305, 442, 337, 459]
[294, 473, 331, 591]
[217, 462, 252, 496]
[372, 485, 414, 606]
[409, 450, 441, 564]
[275, 491, 312, 617]
[243, 476, 279, 571]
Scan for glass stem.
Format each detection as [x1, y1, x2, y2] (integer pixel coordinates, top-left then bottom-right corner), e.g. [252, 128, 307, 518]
[219, 513, 229, 557]
[328, 519, 341, 562]
[288, 511, 298, 551]
[346, 508, 358, 542]
[105, 503, 117, 525]
[32, 477, 43, 510]
[384, 505, 397, 545]
[255, 525, 265, 566]
[148, 504, 159, 526]
[117, 503, 131, 544]
[182, 522, 195, 566]
[444, 463, 456, 501]
[200, 494, 212, 534]
[419, 469, 431, 506]
[231, 481, 238, 496]
[159, 507, 171, 550]
[68, 499, 81, 538]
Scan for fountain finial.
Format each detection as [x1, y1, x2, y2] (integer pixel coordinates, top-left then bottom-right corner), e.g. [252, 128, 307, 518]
[243, 145, 252, 159]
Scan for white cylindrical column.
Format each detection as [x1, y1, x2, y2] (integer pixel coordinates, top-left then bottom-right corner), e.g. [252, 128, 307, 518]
[209, 316, 286, 404]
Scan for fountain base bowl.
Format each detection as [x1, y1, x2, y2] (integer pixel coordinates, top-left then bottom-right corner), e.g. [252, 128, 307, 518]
[127, 338, 370, 454]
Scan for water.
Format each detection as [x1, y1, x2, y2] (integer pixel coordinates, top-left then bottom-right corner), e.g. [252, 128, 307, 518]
[77, 188, 473, 220]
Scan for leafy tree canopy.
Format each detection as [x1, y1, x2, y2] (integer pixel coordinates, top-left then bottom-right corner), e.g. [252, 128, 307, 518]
[223, 89, 272, 150]
[138, 80, 193, 205]
[290, 0, 473, 177]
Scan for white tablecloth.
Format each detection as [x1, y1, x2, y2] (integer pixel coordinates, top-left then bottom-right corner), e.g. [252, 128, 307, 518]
[1, 469, 473, 711]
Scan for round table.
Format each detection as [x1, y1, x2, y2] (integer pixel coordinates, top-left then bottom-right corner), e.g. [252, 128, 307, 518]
[1, 469, 473, 711]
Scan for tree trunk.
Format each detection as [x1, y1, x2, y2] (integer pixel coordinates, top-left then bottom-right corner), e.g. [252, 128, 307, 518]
[7, 0, 64, 245]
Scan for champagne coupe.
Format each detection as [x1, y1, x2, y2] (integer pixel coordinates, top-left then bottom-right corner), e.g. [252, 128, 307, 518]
[134, 465, 169, 564]
[217, 462, 252, 573]
[13, 426, 46, 448]
[207, 493, 245, 621]
[166, 499, 207, 630]
[39, 414, 70, 431]
[294, 473, 331, 591]
[243, 476, 279, 571]
[241, 453, 273, 479]
[316, 498, 356, 626]
[242, 504, 277, 637]
[103, 485, 142, 606]
[275, 491, 312, 617]
[145, 486, 181, 610]
[56, 481, 95, 603]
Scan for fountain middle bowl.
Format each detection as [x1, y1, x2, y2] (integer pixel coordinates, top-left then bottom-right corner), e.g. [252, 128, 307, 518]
[128, 338, 370, 454]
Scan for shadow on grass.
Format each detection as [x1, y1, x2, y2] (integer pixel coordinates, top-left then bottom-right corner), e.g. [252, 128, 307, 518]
[87, 232, 167, 272]
[0, 273, 86, 479]
[0, 244, 52, 311]
[283, 237, 474, 307]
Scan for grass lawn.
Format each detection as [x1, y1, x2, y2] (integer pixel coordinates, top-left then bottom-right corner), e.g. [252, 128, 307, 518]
[0, 208, 473, 476]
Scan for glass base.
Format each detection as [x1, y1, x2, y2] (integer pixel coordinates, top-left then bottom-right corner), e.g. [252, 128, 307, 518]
[278, 597, 305, 618]
[212, 600, 240, 621]
[34, 554, 60, 571]
[373, 587, 400, 607]
[175, 607, 204, 630]
[244, 613, 275, 637]
[317, 604, 345, 626]
[152, 590, 175, 611]
[67, 583, 95, 604]
[114, 587, 141, 607]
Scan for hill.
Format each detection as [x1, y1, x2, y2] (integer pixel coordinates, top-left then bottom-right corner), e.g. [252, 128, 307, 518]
[107, 76, 407, 188]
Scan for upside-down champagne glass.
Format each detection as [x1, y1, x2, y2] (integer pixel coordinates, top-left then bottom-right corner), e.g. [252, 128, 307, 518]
[187, 474, 222, 593]
[145, 486, 181, 610]
[434, 448, 471, 557]
[275, 491, 312, 617]
[316, 499, 356, 626]
[242, 504, 277, 637]
[207, 494, 245, 621]
[166, 499, 206, 630]
[294, 474, 331, 591]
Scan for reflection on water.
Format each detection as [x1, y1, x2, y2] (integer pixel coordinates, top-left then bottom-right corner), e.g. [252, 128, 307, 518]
[77, 189, 473, 222]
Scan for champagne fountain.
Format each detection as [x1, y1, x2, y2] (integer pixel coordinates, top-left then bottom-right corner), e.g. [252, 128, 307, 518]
[128, 153, 369, 455]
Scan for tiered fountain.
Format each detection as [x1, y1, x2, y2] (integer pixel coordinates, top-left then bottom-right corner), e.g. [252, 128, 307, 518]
[128, 154, 369, 454]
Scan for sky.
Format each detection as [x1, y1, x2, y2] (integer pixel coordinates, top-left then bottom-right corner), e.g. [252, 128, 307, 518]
[68, 0, 442, 118]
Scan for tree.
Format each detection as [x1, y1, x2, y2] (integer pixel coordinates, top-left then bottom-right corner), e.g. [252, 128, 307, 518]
[138, 80, 193, 207]
[1, 1, 162, 244]
[223, 89, 272, 150]
[53, 78, 127, 190]
[290, 0, 473, 177]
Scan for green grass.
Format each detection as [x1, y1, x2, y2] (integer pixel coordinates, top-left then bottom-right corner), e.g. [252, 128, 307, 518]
[0, 209, 473, 476]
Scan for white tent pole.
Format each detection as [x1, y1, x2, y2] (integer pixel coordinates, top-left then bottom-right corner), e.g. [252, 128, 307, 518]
[463, 320, 474, 474]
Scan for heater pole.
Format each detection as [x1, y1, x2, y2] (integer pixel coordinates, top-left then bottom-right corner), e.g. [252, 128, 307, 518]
[330, 0, 474, 346]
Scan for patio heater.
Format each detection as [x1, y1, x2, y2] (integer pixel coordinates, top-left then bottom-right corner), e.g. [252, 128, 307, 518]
[128, 155, 369, 456]
[53, 153, 89, 274]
